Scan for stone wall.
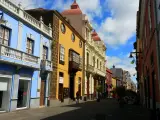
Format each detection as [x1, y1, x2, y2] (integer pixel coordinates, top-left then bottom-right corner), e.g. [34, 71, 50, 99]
[50, 14, 59, 99]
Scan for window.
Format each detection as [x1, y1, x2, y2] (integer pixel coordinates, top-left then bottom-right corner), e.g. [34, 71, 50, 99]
[93, 56, 95, 67]
[86, 28, 89, 39]
[26, 38, 34, 54]
[61, 23, 66, 34]
[71, 33, 75, 42]
[42, 46, 48, 60]
[97, 59, 99, 68]
[87, 52, 89, 66]
[79, 40, 82, 48]
[59, 44, 65, 64]
[0, 26, 10, 46]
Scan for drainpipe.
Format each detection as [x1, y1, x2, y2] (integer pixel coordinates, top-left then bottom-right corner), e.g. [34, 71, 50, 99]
[154, 0, 160, 100]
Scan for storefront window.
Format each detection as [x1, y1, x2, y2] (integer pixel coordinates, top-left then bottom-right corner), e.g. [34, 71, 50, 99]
[17, 80, 29, 108]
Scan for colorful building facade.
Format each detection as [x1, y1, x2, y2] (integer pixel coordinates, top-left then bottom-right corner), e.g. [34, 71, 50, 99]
[106, 68, 112, 97]
[61, 0, 106, 100]
[136, 0, 160, 110]
[0, 1, 52, 112]
[26, 9, 85, 105]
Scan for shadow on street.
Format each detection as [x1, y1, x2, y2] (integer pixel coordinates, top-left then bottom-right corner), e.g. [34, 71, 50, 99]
[41, 99, 150, 120]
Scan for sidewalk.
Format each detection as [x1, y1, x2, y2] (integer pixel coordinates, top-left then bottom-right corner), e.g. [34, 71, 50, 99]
[0, 99, 95, 120]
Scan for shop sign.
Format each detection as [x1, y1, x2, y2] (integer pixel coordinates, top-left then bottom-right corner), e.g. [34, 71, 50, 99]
[59, 77, 64, 83]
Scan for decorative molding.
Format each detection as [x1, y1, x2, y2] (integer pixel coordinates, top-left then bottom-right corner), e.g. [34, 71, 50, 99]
[27, 33, 35, 40]
[18, 21, 23, 27]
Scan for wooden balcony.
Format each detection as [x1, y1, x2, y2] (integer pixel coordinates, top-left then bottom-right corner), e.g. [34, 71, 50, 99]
[0, 44, 39, 69]
[69, 49, 82, 72]
[40, 60, 52, 72]
[86, 64, 94, 73]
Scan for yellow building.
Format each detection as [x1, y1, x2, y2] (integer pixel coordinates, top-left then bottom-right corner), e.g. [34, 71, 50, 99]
[112, 77, 117, 89]
[26, 9, 85, 105]
[57, 16, 84, 100]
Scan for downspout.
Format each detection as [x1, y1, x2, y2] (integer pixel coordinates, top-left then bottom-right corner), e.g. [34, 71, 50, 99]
[154, 0, 160, 97]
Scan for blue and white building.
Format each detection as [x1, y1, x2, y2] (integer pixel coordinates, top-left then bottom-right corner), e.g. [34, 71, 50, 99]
[0, 0, 52, 112]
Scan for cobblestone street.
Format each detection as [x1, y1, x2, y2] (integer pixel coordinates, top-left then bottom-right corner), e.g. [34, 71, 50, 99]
[0, 99, 150, 120]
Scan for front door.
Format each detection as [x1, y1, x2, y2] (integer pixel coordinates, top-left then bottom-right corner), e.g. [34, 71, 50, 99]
[40, 80, 46, 106]
[58, 83, 64, 102]
[152, 71, 156, 111]
[0, 91, 3, 108]
[87, 79, 89, 98]
[70, 73, 75, 99]
[94, 80, 96, 98]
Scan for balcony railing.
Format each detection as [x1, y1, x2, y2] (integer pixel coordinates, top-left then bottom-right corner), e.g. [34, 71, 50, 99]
[86, 64, 94, 72]
[0, 44, 39, 64]
[40, 59, 52, 71]
[0, 0, 52, 37]
[94, 68, 106, 77]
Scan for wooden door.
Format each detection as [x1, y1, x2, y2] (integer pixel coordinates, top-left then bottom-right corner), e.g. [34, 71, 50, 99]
[0, 91, 3, 108]
[78, 83, 81, 97]
[94, 80, 96, 98]
[58, 83, 64, 101]
[87, 80, 89, 98]
[40, 80, 46, 106]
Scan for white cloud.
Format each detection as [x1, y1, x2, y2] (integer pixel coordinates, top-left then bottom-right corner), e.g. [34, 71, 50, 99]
[106, 54, 137, 83]
[11, 0, 51, 9]
[97, 0, 139, 47]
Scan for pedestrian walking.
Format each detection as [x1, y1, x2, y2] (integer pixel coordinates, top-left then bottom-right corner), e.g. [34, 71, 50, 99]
[76, 90, 80, 104]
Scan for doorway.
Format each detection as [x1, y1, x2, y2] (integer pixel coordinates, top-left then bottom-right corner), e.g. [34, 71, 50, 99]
[78, 77, 81, 98]
[17, 80, 29, 108]
[0, 91, 3, 108]
[0, 77, 10, 111]
[58, 83, 63, 102]
[40, 80, 46, 106]
[69, 73, 75, 99]
[152, 71, 156, 111]
[59, 72, 64, 102]
[147, 75, 150, 108]
[87, 79, 89, 98]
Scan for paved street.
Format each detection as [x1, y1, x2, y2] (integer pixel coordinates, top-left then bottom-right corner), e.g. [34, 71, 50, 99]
[0, 99, 150, 120]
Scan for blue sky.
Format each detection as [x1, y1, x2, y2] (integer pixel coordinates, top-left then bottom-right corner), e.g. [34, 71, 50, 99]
[12, 0, 139, 83]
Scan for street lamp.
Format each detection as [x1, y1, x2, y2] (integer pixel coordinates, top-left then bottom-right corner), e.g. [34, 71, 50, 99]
[0, 12, 7, 24]
[129, 51, 142, 58]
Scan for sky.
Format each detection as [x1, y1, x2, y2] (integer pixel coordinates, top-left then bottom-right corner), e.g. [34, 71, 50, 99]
[11, 0, 139, 83]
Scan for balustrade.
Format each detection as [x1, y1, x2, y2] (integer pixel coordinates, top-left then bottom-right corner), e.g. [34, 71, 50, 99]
[0, 0, 52, 37]
[0, 44, 39, 64]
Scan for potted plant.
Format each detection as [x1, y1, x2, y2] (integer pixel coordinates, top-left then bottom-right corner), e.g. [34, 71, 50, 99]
[96, 85, 102, 102]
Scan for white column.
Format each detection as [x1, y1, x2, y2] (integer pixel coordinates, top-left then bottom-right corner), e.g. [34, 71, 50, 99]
[10, 74, 19, 111]
[17, 22, 23, 50]
[39, 35, 43, 59]
[37, 71, 41, 98]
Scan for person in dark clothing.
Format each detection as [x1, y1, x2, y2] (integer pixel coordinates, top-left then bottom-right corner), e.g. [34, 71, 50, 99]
[76, 91, 80, 104]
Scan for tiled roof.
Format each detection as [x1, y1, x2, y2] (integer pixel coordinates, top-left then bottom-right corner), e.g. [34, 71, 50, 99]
[61, 0, 82, 15]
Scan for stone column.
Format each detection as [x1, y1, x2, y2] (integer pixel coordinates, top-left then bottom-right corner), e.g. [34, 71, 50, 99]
[10, 74, 19, 111]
